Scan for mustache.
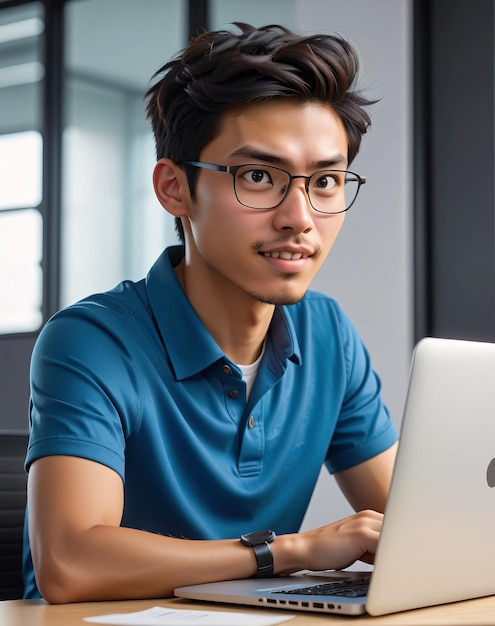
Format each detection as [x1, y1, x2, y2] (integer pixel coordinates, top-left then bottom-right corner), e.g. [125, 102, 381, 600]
[252, 235, 321, 255]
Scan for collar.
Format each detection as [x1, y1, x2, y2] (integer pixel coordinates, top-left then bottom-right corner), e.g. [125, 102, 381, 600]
[145, 246, 301, 380]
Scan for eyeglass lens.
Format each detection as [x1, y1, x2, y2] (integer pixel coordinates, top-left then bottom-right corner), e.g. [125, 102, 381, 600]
[233, 165, 360, 213]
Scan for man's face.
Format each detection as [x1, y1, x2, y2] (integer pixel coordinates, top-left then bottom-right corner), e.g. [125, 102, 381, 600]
[183, 99, 350, 306]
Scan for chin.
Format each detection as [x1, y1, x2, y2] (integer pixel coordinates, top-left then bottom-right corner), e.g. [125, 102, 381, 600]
[249, 290, 307, 306]
[248, 273, 312, 306]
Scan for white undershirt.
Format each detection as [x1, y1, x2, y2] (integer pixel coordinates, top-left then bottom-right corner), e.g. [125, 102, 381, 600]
[235, 341, 266, 400]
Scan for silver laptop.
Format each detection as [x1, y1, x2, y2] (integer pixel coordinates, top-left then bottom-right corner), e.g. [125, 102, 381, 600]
[175, 337, 495, 616]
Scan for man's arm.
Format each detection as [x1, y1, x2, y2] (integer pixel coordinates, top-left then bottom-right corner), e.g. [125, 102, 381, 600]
[28, 455, 388, 603]
[334, 442, 399, 513]
[28, 456, 261, 603]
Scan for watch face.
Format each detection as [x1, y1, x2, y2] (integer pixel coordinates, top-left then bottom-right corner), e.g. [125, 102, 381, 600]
[241, 529, 276, 546]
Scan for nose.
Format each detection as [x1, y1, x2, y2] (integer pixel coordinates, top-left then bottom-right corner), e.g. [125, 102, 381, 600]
[271, 178, 314, 233]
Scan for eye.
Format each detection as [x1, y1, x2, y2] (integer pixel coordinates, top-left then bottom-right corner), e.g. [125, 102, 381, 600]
[313, 173, 338, 190]
[241, 168, 273, 185]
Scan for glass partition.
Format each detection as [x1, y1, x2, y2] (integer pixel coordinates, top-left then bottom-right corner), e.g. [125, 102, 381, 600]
[62, 0, 184, 307]
[0, 2, 43, 334]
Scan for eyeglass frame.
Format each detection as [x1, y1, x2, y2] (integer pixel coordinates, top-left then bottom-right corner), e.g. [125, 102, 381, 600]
[182, 160, 366, 214]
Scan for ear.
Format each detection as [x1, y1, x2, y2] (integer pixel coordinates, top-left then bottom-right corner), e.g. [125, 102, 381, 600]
[153, 158, 191, 218]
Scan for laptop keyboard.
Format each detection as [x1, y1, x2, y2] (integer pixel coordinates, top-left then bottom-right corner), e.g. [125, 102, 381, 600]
[271, 574, 371, 598]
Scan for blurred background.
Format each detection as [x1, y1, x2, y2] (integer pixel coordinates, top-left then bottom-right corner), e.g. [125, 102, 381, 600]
[1, 0, 494, 527]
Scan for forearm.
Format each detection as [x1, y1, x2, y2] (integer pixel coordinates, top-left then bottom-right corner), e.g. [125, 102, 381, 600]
[334, 443, 398, 513]
[36, 525, 257, 603]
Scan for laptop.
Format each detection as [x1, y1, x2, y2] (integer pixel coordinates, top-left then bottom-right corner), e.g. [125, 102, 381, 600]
[175, 337, 495, 616]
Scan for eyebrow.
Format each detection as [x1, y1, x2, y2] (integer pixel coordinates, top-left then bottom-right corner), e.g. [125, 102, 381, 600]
[228, 146, 348, 169]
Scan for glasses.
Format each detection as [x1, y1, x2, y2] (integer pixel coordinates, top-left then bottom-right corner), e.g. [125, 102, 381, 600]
[184, 161, 366, 214]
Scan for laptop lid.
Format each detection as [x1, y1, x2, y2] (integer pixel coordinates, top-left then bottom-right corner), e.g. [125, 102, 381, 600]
[175, 337, 495, 616]
[366, 336, 495, 615]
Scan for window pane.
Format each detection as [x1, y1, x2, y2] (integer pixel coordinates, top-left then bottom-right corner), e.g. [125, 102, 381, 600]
[0, 2, 43, 134]
[0, 130, 42, 210]
[0, 209, 43, 333]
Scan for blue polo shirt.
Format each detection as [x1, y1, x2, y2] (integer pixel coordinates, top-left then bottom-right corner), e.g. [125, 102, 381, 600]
[23, 245, 397, 598]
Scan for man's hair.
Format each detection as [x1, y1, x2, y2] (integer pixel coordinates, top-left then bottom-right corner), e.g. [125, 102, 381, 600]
[145, 22, 375, 242]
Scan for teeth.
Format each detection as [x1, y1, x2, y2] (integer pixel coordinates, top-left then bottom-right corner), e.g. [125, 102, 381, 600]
[263, 251, 303, 260]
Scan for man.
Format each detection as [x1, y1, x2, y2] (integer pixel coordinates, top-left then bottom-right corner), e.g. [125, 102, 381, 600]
[24, 23, 398, 603]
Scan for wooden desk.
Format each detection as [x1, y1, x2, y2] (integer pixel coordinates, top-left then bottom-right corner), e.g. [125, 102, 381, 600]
[2, 595, 495, 626]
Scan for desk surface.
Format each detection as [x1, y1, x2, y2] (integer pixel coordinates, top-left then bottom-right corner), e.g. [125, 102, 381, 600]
[2, 595, 495, 626]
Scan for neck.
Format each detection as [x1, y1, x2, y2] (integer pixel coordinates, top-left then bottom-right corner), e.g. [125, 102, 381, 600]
[174, 259, 274, 365]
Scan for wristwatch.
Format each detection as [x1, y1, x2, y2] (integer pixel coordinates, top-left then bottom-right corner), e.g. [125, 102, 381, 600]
[240, 529, 276, 578]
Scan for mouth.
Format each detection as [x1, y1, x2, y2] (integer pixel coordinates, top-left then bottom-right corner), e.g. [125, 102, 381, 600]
[262, 251, 306, 260]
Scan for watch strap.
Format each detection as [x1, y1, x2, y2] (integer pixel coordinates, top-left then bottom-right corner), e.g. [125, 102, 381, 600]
[252, 541, 274, 578]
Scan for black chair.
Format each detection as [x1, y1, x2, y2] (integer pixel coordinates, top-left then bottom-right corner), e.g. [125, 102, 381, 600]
[0, 432, 28, 600]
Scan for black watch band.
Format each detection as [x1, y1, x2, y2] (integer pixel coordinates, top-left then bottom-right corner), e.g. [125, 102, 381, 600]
[240, 530, 276, 578]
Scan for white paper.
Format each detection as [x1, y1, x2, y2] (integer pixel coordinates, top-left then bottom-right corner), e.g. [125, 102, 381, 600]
[84, 605, 294, 626]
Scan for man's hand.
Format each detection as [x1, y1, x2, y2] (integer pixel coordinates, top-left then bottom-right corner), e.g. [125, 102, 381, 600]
[273, 510, 383, 575]
[304, 509, 382, 570]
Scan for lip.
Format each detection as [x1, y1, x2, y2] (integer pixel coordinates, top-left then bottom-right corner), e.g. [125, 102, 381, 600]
[258, 246, 314, 272]
[258, 246, 314, 261]
[263, 250, 308, 261]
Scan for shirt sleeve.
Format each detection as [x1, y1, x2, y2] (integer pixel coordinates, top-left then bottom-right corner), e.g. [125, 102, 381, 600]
[324, 301, 398, 474]
[26, 300, 141, 481]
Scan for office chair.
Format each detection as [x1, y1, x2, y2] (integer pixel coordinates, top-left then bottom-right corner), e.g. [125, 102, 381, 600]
[0, 432, 28, 600]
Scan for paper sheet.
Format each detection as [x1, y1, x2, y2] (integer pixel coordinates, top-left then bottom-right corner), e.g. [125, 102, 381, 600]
[84, 605, 295, 626]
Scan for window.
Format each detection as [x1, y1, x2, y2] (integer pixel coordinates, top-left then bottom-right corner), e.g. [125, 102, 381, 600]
[0, 2, 43, 334]
[61, 0, 184, 306]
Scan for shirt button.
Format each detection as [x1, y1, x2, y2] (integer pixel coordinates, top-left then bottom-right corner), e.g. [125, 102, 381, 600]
[223, 364, 232, 375]
[229, 389, 239, 399]
[248, 416, 255, 429]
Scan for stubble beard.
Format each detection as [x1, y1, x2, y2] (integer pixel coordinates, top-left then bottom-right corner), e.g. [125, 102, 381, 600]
[248, 274, 308, 306]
